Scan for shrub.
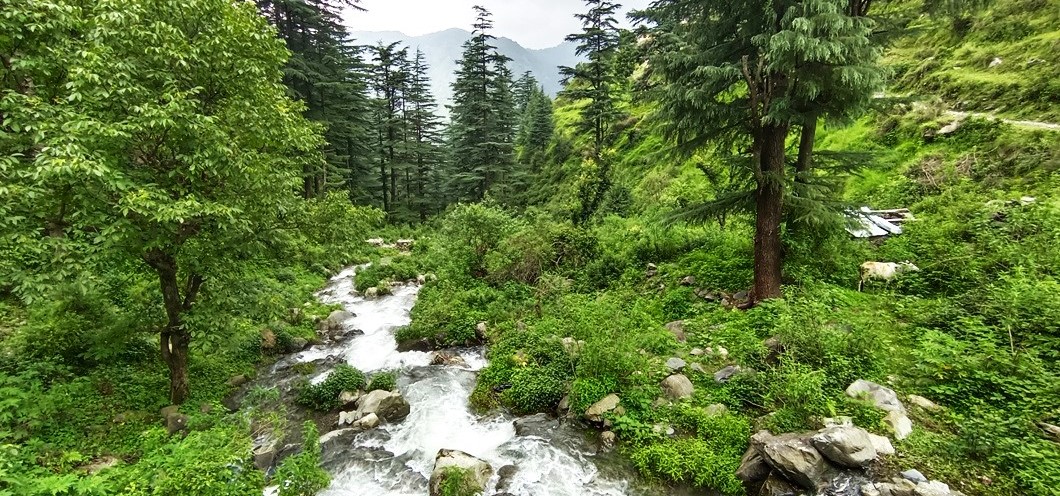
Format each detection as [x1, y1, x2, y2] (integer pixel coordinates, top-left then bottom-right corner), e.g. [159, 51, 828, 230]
[295, 365, 366, 411]
[502, 365, 568, 414]
[629, 437, 744, 495]
[367, 372, 397, 392]
[273, 422, 330, 496]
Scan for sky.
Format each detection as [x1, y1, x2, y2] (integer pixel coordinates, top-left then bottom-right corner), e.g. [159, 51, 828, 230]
[344, 0, 653, 49]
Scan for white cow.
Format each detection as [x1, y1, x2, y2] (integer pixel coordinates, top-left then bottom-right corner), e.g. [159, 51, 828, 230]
[859, 261, 920, 291]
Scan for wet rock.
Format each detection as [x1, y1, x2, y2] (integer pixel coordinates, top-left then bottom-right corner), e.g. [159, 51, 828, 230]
[751, 430, 834, 491]
[356, 390, 410, 423]
[287, 337, 309, 352]
[885, 411, 914, 440]
[811, 426, 878, 468]
[660, 374, 694, 400]
[759, 473, 800, 496]
[714, 365, 743, 383]
[430, 351, 468, 367]
[397, 338, 433, 352]
[496, 465, 519, 492]
[319, 428, 361, 450]
[556, 395, 571, 417]
[665, 320, 687, 342]
[513, 413, 559, 437]
[846, 380, 906, 413]
[317, 310, 354, 332]
[907, 395, 942, 412]
[736, 446, 771, 485]
[665, 357, 687, 371]
[354, 412, 380, 430]
[429, 449, 493, 496]
[364, 287, 380, 299]
[600, 430, 617, 450]
[901, 469, 927, 484]
[253, 432, 281, 470]
[585, 394, 621, 423]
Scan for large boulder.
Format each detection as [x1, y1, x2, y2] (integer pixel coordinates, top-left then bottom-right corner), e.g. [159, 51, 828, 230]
[736, 447, 771, 485]
[811, 426, 878, 468]
[356, 390, 410, 422]
[585, 394, 621, 423]
[660, 374, 694, 400]
[759, 473, 800, 496]
[846, 380, 906, 413]
[885, 411, 914, 440]
[751, 431, 833, 491]
[428, 449, 493, 496]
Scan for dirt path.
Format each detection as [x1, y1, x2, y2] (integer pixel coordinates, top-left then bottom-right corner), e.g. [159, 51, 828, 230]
[945, 110, 1060, 131]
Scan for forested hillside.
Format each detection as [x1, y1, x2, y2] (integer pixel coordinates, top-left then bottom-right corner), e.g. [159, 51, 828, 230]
[1, 0, 1058, 495]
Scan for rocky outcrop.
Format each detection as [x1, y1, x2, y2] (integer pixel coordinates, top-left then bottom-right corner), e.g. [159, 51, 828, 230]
[660, 374, 694, 400]
[353, 390, 410, 423]
[751, 431, 834, 490]
[428, 449, 493, 496]
[847, 380, 913, 440]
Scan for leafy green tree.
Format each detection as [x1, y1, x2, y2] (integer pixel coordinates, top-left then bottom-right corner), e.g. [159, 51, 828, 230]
[639, 0, 883, 301]
[446, 6, 517, 202]
[560, 0, 624, 224]
[1, 0, 323, 403]
[369, 42, 411, 215]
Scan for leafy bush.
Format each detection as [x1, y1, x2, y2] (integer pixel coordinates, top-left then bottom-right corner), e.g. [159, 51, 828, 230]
[502, 365, 568, 414]
[366, 372, 397, 392]
[629, 437, 744, 495]
[273, 422, 330, 496]
[295, 365, 366, 411]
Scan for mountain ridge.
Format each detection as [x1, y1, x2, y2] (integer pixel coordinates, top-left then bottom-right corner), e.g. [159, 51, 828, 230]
[351, 28, 581, 113]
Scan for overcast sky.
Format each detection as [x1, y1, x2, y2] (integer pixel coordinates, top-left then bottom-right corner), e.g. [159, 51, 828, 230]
[344, 0, 653, 49]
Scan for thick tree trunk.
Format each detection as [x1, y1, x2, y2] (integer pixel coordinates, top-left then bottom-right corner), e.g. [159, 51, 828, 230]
[145, 250, 202, 405]
[796, 119, 817, 178]
[752, 124, 788, 302]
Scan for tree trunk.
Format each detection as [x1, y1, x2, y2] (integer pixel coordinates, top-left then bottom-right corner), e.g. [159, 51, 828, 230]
[796, 119, 817, 179]
[145, 250, 202, 405]
[752, 124, 788, 302]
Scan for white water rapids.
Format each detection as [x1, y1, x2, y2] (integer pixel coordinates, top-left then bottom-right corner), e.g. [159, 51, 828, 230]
[289, 267, 644, 496]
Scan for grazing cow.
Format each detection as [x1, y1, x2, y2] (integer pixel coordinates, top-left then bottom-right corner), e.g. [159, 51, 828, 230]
[859, 261, 920, 291]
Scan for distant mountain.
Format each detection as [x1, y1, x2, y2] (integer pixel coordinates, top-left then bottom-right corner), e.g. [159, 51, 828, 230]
[351, 28, 581, 113]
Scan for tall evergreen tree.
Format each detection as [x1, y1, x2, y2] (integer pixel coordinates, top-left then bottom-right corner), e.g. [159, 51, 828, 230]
[639, 0, 883, 301]
[369, 42, 410, 215]
[447, 6, 517, 202]
[403, 49, 446, 220]
[560, 0, 624, 224]
[513, 71, 540, 115]
[254, 0, 372, 200]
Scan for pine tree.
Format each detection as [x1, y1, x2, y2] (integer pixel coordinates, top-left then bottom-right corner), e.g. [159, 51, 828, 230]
[369, 42, 410, 215]
[516, 86, 555, 171]
[513, 71, 540, 115]
[560, 0, 624, 224]
[640, 0, 883, 302]
[447, 6, 517, 202]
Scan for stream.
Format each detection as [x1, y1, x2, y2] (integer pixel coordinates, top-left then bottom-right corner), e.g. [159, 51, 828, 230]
[271, 266, 672, 496]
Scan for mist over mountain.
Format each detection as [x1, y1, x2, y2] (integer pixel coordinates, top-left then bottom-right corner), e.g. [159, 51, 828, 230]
[351, 28, 581, 112]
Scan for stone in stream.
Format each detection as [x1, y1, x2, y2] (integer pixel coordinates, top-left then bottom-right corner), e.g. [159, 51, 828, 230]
[759, 473, 800, 496]
[317, 310, 354, 332]
[354, 390, 410, 422]
[496, 465, 519, 492]
[600, 431, 617, 450]
[513, 413, 559, 437]
[428, 449, 493, 496]
[430, 351, 468, 367]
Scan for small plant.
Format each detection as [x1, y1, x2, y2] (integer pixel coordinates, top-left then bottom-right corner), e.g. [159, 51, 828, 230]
[437, 466, 479, 496]
[273, 422, 330, 496]
[366, 371, 397, 392]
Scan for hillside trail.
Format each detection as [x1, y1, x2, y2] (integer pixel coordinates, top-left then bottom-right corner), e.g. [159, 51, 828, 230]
[945, 110, 1060, 131]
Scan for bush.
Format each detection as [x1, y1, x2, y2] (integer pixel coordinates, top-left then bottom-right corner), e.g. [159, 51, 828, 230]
[295, 365, 366, 411]
[273, 422, 330, 496]
[366, 371, 397, 392]
[502, 365, 568, 414]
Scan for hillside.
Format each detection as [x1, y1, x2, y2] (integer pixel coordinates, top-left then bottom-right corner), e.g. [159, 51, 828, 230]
[352, 28, 581, 109]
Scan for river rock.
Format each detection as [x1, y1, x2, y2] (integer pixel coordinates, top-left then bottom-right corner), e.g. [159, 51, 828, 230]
[364, 287, 380, 298]
[287, 337, 309, 352]
[751, 430, 833, 491]
[557, 395, 571, 416]
[428, 449, 493, 496]
[355, 390, 410, 422]
[514, 413, 559, 437]
[869, 433, 896, 456]
[319, 428, 361, 451]
[907, 394, 942, 412]
[915, 481, 952, 496]
[601, 430, 617, 450]
[430, 351, 468, 367]
[585, 394, 621, 423]
[736, 447, 771, 484]
[338, 410, 362, 426]
[811, 425, 878, 468]
[354, 412, 380, 430]
[846, 380, 906, 413]
[496, 465, 519, 492]
[660, 374, 694, 400]
[759, 473, 800, 496]
[318, 310, 354, 332]
[665, 357, 687, 371]
[714, 365, 743, 383]
[901, 469, 928, 483]
[885, 410, 914, 440]
[339, 390, 363, 410]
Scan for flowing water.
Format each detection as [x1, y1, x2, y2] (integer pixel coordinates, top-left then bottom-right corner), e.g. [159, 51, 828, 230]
[284, 267, 666, 496]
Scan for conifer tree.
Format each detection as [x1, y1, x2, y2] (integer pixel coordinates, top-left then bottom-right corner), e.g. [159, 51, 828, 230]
[404, 49, 446, 220]
[447, 6, 517, 202]
[513, 71, 540, 115]
[560, 0, 624, 224]
[640, 0, 883, 301]
[369, 42, 410, 215]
